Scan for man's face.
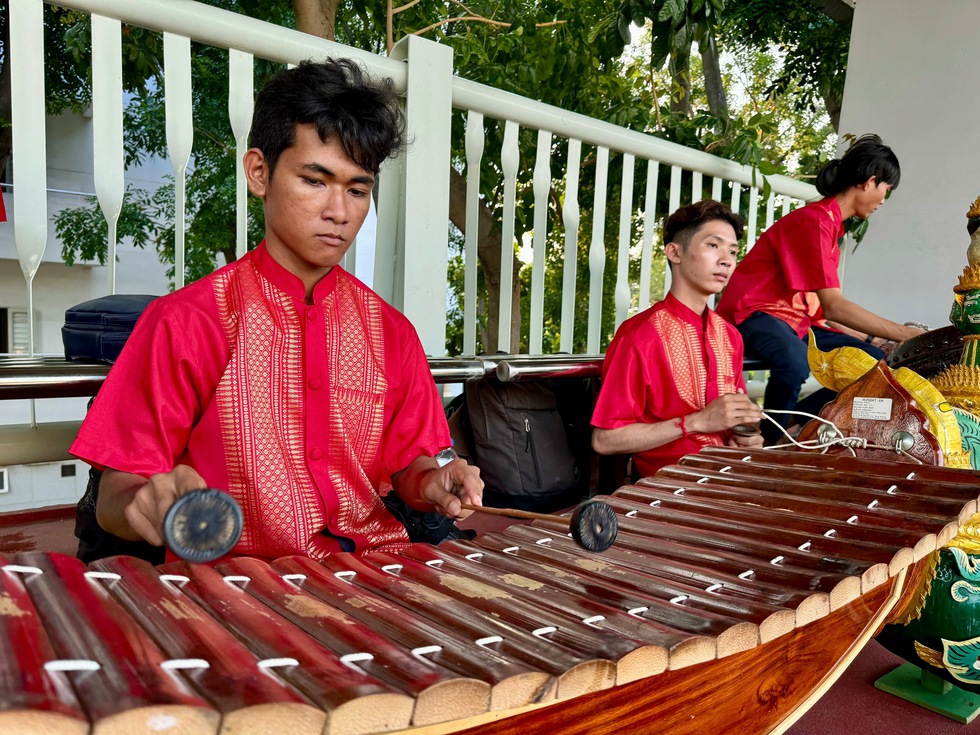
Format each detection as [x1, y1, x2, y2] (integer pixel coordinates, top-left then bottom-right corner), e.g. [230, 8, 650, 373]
[244, 124, 374, 289]
[854, 177, 892, 219]
[667, 219, 739, 297]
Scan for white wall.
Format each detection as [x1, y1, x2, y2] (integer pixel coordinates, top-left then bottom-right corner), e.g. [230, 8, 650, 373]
[0, 109, 171, 310]
[837, 0, 980, 330]
[0, 460, 89, 512]
[0, 110, 171, 432]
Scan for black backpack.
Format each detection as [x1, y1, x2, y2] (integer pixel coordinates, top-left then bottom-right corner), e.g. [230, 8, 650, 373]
[458, 376, 581, 512]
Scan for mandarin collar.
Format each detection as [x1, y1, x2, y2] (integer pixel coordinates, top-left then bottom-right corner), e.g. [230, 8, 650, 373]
[252, 240, 340, 303]
[663, 291, 707, 328]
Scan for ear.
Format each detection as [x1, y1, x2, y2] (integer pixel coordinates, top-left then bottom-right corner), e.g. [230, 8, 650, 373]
[861, 175, 877, 190]
[243, 148, 270, 198]
[665, 241, 683, 265]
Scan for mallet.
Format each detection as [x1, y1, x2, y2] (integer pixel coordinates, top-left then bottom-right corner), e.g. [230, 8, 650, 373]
[163, 488, 244, 563]
[460, 499, 618, 552]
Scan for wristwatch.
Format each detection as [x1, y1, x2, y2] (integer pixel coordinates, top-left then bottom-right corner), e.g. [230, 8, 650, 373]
[864, 334, 875, 344]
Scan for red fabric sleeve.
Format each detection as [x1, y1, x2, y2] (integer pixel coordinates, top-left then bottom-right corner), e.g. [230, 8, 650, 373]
[775, 212, 841, 293]
[591, 325, 653, 430]
[380, 315, 451, 483]
[70, 294, 225, 477]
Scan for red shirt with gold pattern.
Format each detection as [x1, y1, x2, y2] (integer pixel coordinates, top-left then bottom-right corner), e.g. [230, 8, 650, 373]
[591, 293, 747, 477]
[71, 243, 450, 558]
[716, 197, 845, 338]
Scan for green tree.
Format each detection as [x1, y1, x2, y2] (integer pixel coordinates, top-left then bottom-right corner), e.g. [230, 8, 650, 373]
[723, 0, 850, 131]
[42, 0, 845, 355]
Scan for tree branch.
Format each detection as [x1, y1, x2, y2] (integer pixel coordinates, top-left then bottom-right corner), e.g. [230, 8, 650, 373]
[391, 0, 424, 15]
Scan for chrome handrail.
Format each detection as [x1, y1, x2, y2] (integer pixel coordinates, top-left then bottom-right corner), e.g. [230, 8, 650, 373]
[496, 355, 604, 382]
[0, 354, 496, 400]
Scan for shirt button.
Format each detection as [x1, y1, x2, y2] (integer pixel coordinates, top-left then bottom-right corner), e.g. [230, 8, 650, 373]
[309, 448, 323, 460]
[308, 378, 322, 390]
[306, 310, 317, 322]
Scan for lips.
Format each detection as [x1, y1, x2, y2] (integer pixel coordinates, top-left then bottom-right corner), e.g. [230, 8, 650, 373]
[317, 234, 345, 246]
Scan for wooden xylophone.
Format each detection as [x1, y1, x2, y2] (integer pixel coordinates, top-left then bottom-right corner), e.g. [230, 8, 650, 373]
[4, 447, 980, 735]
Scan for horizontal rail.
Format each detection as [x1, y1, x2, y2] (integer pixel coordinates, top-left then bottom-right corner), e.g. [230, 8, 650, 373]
[46, 0, 818, 205]
[40, 0, 403, 84]
[0, 356, 112, 400]
[0, 355, 496, 400]
[0, 351, 771, 399]
[452, 78, 818, 202]
[496, 355, 604, 382]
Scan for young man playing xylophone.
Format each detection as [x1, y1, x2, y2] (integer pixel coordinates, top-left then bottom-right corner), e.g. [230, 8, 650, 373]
[71, 58, 483, 559]
[591, 200, 764, 479]
[716, 135, 924, 445]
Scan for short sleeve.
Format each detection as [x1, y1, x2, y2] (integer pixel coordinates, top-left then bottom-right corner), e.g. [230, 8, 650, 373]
[592, 328, 652, 429]
[70, 296, 222, 477]
[776, 212, 841, 293]
[380, 319, 451, 479]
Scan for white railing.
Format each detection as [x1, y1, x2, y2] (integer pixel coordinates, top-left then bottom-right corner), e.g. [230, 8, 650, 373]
[8, 0, 818, 363]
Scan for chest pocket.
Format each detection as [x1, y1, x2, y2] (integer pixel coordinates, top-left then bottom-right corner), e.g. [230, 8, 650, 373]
[333, 385, 386, 466]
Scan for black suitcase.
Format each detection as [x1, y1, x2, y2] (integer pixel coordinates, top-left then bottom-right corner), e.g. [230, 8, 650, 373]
[62, 294, 157, 363]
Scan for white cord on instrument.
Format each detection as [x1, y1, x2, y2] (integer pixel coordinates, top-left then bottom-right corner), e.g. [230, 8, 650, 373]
[759, 409, 924, 464]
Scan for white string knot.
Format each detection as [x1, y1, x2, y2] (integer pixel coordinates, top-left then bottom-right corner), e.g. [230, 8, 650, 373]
[835, 436, 868, 449]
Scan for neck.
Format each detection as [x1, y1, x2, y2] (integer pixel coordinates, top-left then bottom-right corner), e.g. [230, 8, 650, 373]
[669, 284, 710, 315]
[834, 192, 856, 220]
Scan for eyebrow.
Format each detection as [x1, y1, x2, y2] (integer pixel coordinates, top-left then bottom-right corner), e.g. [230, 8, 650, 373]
[301, 162, 375, 186]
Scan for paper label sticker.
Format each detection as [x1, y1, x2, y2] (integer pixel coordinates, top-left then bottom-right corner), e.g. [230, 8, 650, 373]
[851, 397, 893, 421]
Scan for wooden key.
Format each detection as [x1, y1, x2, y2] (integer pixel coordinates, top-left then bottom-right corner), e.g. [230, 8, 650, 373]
[460, 499, 618, 552]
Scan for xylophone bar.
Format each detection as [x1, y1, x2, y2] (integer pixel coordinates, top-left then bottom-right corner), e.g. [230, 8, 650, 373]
[2, 449, 979, 735]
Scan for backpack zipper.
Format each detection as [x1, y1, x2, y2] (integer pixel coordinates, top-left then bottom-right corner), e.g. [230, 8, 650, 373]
[524, 418, 542, 486]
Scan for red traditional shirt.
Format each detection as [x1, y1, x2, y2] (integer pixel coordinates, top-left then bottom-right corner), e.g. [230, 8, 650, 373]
[716, 197, 844, 337]
[591, 293, 747, 478]
[71, 243, 450, 559]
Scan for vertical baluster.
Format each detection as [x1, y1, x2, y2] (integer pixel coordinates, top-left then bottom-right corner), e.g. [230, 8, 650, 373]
[497, 120, 519, 352]
[586, 146, 609, 353]
[10, 0, 46, 358]
[91, 15, 124, 295]
[782, 197, 793, 217]
[730, 182, 742, 219]
[691, 171, 703, 204]
[559, 139, 581, 354]
[529, 130, 552, 355]
[164, 33, 193, 289]
[463, 111, 484, 356]
[663, 165, 682, 296]
[228, 49, 253, 261]
[711, 177, 723, 203]
[746, 186, 759, 247]
[614, 153, 635, 329]
[638, 160, 659, 311]
[765, 194, 776, 230]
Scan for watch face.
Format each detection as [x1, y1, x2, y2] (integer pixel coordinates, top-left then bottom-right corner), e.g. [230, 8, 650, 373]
[163, 488, 243, 563]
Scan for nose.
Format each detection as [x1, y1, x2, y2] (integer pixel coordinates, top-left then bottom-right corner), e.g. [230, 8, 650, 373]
[320, 188, 349, 223]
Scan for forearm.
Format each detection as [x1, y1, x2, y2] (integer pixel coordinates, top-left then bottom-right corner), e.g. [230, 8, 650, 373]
[822, 320, 865, 340]
[818, 294, 919, 342]
[592, 418, 684, 456]
[95, 468, 148, 541]
[391, 455, 440, 511]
